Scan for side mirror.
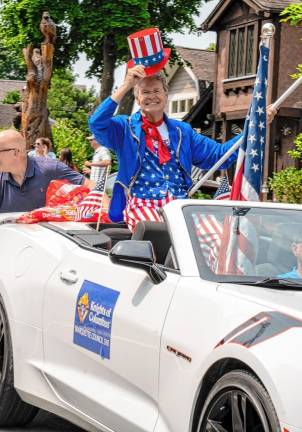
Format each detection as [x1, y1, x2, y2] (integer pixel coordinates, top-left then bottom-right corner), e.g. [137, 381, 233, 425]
[109, 240, 167, 285]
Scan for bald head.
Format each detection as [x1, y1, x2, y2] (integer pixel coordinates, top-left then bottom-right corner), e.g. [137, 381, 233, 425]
[0, 129, 26, 152]
[0, 129, 27, 176]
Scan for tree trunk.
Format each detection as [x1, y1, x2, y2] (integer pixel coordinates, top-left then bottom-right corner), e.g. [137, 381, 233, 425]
[99, 34, 117, 102]
[22, 41, 54, 149]
[116, 89, 135, 115]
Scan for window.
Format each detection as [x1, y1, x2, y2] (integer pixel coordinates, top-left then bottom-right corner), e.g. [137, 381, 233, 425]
[171, 101, 178, 113]
[187, 99, 194, 111]
[183, 204, 302, 282]
[179, 100, 186, 112]
[228, 24, 257, 79]
[170, 99, 195, 115]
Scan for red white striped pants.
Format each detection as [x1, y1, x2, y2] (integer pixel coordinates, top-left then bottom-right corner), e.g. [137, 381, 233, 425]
[123, 194, 176, 232]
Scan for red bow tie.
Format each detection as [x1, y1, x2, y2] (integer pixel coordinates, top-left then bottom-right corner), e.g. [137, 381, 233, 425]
[141, 116, 171, 165]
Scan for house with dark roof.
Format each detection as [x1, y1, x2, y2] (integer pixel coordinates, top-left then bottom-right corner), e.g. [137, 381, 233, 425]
[167, 47, 215, 129]
[201, 0, 302, 188]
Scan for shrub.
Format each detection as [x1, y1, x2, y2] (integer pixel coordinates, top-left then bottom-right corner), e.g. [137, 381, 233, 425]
[269, 167, 302, 204]
[2, 90, 21, 104]
[268, 132, 302, 204]
[192, 190, 212, 200]
[52, 119, 92, 171]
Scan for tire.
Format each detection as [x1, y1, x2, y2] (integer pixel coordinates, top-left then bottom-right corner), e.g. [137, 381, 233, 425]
[197, 370, 280, 432]
[0, 298, 38, 426]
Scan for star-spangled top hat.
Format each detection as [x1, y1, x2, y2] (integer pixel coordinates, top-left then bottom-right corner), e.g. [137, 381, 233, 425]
[127, 28, 171, 76]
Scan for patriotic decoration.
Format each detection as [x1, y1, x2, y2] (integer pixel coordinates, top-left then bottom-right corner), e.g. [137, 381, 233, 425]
[194, 44, 269, 275]
[75, 167, 109, 222]
[124, 193, 175, 233]
[127, 28, 171, 75]
[213, 176, 230, 200]
[192, 212, 223, 273]
[191, 178, 231, 271]
[231, 44, 269, 201]
[215, 46, 269, 274]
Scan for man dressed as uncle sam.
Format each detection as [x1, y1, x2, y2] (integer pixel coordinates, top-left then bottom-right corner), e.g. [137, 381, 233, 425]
[89, 28, 276, 232]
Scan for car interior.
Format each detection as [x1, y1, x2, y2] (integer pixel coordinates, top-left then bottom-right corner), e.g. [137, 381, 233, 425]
[57, 220, 178, 270]
[255, 222, 297, 277]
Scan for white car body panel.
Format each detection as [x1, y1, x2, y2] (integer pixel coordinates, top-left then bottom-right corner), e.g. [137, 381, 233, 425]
[0, 202, 302, 431]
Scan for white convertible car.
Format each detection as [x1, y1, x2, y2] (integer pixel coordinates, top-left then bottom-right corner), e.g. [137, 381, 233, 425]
[0, 200, 301, 432]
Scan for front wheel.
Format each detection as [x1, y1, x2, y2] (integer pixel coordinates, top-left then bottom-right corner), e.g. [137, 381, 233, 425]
[197, 370, 280, 432]
[0, 298, 38, 426]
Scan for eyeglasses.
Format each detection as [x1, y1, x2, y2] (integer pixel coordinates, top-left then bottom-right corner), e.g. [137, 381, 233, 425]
[34, 142, 44, 146]
[0, 148, 17, 154]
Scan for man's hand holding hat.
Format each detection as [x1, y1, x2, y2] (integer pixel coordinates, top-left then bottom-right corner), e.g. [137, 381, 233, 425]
[112, 65, 146, 103]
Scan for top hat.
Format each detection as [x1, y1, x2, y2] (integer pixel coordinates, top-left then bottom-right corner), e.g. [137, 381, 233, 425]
[127, 28, 171, 76]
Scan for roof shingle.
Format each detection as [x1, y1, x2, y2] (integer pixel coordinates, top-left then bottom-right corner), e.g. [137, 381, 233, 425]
[176, 46, 215, 82]
[255, 0, 301, 10]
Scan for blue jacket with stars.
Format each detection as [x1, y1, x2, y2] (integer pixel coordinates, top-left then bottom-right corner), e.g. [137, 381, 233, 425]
[89, 97, 241, 222]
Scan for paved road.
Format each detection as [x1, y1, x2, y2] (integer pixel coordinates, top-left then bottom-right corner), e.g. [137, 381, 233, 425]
[1, 410, 87, 432]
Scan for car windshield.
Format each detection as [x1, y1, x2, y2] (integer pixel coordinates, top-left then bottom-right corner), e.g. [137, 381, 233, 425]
[183, 205, 302, 285]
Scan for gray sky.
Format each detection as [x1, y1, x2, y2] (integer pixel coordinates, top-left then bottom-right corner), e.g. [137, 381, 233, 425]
[73, 0, 219, 91]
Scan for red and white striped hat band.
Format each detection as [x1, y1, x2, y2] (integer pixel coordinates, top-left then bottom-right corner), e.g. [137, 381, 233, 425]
[127, 28, 171, 75]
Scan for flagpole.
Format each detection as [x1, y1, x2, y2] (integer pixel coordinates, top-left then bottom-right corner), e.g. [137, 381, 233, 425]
[189, 23, 278, 198]
[96, 165, 111, 232]
[270, 76, 302, 110]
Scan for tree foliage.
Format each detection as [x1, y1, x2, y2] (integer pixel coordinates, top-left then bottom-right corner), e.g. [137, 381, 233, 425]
[280, 3, 302, 26]
[0, 0, 208, 96]
[52, 119, 91, 171]
[2, 90, 21, 104]
[47, 68, 96, 132]
[269, 133, 302, 204]
[0, 0, 82, 79]
[206, 42, 216, 52]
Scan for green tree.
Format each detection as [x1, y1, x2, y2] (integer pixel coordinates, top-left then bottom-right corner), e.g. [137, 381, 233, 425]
[0, 0, 209, 101]
[0, 0, 82, 78]
[80, 0, 209, 103]
[47, 69, 96, 132]
[52, 119, 91, 171]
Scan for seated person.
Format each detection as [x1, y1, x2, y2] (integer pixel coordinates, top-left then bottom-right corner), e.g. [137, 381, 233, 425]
[278, 236, 302, 279]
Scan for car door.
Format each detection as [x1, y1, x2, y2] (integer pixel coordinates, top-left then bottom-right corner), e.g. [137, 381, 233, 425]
[43, 243, 180, 432]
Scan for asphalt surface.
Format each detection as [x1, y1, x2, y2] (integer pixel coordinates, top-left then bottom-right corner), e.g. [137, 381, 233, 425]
[0, 410, 87, 432]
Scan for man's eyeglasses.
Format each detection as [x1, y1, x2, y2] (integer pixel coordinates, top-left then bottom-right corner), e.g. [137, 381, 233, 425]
[0, 148, 17, 154]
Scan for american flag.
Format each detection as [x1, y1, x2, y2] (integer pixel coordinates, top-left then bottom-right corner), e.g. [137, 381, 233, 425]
[231, 44, 269, 201]
[192, 177, 230, 271]
[217, 45, 269, 274]
[195, 45, 269, 275]
[213, 176, 230, 200]
[124, 193, 175, 232]
[75, 167, 109, 222]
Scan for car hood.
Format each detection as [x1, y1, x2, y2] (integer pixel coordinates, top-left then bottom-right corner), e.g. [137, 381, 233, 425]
[218, 283, 302, 319]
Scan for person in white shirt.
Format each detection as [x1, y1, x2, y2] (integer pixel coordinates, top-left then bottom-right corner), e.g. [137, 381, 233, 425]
[83, 135, 111, 181]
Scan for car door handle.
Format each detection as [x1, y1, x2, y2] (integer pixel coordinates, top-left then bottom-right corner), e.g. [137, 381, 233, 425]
[59, 270, 78, 284]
